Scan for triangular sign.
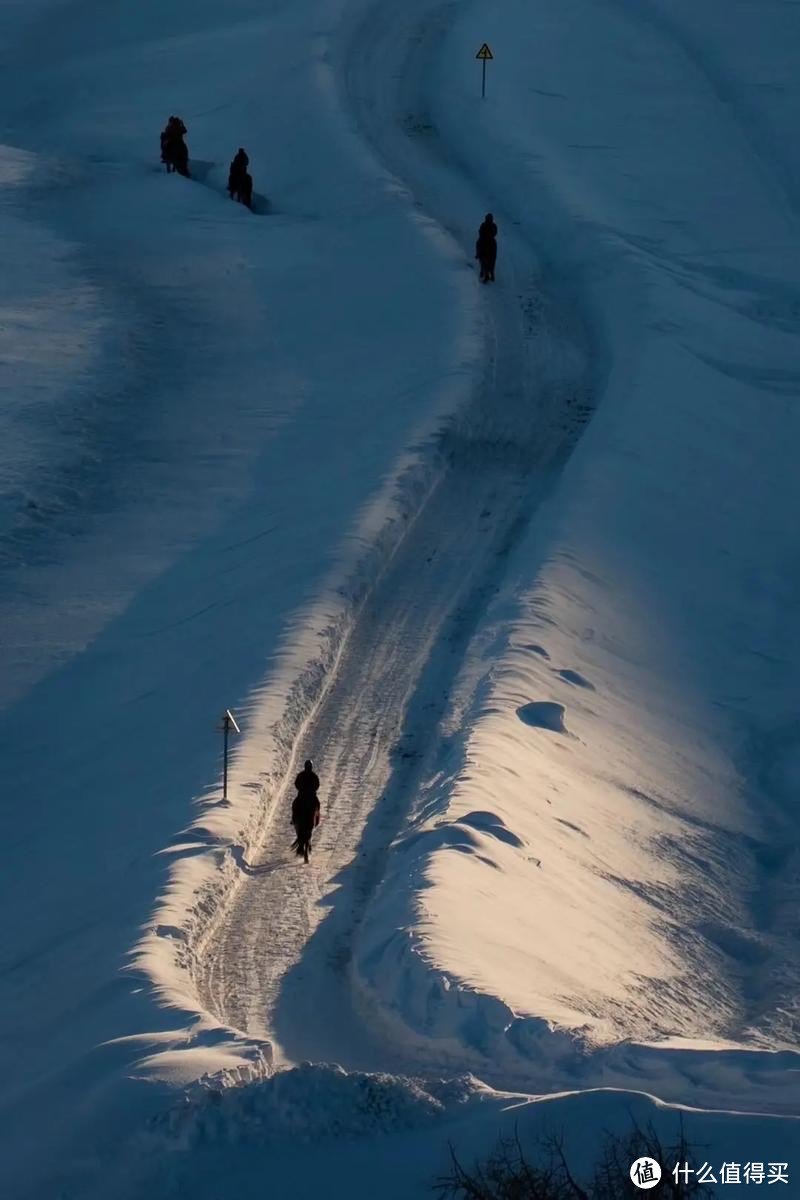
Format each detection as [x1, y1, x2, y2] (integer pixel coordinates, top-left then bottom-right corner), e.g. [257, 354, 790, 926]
[476, 42, 494, 60]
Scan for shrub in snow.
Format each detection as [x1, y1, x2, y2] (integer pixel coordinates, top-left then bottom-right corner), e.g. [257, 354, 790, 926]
[435, 1120, 715, 1198]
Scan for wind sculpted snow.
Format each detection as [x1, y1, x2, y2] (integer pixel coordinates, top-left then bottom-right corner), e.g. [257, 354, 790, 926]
[352, 0, 800, 1107]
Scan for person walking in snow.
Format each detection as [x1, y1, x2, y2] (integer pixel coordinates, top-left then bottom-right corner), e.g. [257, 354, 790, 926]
[475, 212, 497, 282]
[291, 759, 321, 864]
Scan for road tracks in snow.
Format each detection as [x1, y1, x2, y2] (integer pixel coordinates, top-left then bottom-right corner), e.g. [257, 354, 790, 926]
[194, 0, 593, 1065]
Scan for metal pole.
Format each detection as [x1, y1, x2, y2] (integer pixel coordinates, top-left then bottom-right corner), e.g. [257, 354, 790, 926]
[482, 58, 486, 99]
[223, 713, 229, 801]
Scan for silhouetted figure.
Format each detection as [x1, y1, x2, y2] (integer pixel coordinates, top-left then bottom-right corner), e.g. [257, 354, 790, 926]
[160, 115, 190, 178]
[291, 759, 320, 864]
[160, 117, 181, 170]
[475, 212, 498, 282]
[228, 148, 253, 209]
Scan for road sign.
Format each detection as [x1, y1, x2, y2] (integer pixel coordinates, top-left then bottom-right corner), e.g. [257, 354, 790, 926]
[476, 43, 494, 97]
[218, 708, 240, 801]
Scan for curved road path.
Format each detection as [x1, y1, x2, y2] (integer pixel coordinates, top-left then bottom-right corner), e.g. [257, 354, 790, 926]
[195, 0, 592, 1071]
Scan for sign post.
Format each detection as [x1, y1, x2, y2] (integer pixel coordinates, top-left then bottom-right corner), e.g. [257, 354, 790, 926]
[476, 42, 494, 99]
[219, 708, 240, 801]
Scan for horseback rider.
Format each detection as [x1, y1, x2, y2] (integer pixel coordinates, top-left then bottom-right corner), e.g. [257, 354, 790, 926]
[291, 759, 321, 864]
[228, 147, 253, 208]
[475, 212, 498, 282]
[160, 115, 190, 178]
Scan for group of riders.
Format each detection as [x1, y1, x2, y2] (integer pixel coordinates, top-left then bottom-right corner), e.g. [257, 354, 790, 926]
[160, 116, 499, 274]
[159, 114, 254, 209]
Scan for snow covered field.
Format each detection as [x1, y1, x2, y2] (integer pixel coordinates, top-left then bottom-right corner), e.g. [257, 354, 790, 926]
[1, 0, 799, 1196]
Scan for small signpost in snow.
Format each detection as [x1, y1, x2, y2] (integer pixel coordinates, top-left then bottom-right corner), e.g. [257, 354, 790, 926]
[218, 708, 240, 802]
[476, 42, 493, 99]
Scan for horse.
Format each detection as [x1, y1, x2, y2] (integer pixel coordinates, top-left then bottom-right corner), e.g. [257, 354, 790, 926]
[228, 151, 253, 209]
[160, 118, 190, 177]
[164, 136, 190, 177]
[229, 170, 253, 208]
[291, 792, 320, 864]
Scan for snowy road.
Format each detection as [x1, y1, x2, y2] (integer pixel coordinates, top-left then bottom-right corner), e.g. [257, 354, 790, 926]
[194, 0, 591, 1067]
[4, 0, 799, 1190]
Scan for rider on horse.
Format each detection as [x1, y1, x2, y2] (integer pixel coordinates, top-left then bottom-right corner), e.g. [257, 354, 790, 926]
[228, 147, 253, 209]
[475, 212, 498, 282]
[291, 760, 321, 864]
[160, 115, 190, 178]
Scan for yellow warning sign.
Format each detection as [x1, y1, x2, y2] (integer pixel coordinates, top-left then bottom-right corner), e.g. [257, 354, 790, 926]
[476, 42, 494, 60]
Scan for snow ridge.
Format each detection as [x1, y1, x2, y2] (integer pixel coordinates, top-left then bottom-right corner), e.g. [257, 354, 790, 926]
[150, 1064, 489, 1148]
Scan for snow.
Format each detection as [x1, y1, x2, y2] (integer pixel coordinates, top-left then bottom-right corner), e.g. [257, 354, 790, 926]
[352, 0, 800, 1106]
[0, 0, 477, 1190]
[102, 1086, 800, 1200]
[150, 1064, 490, 1148]
[1, 0, 799, 1195]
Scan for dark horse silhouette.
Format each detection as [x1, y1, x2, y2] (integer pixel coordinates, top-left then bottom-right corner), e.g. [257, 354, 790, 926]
[228, 148, 253, 209]
[160, 116, 190, 178]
